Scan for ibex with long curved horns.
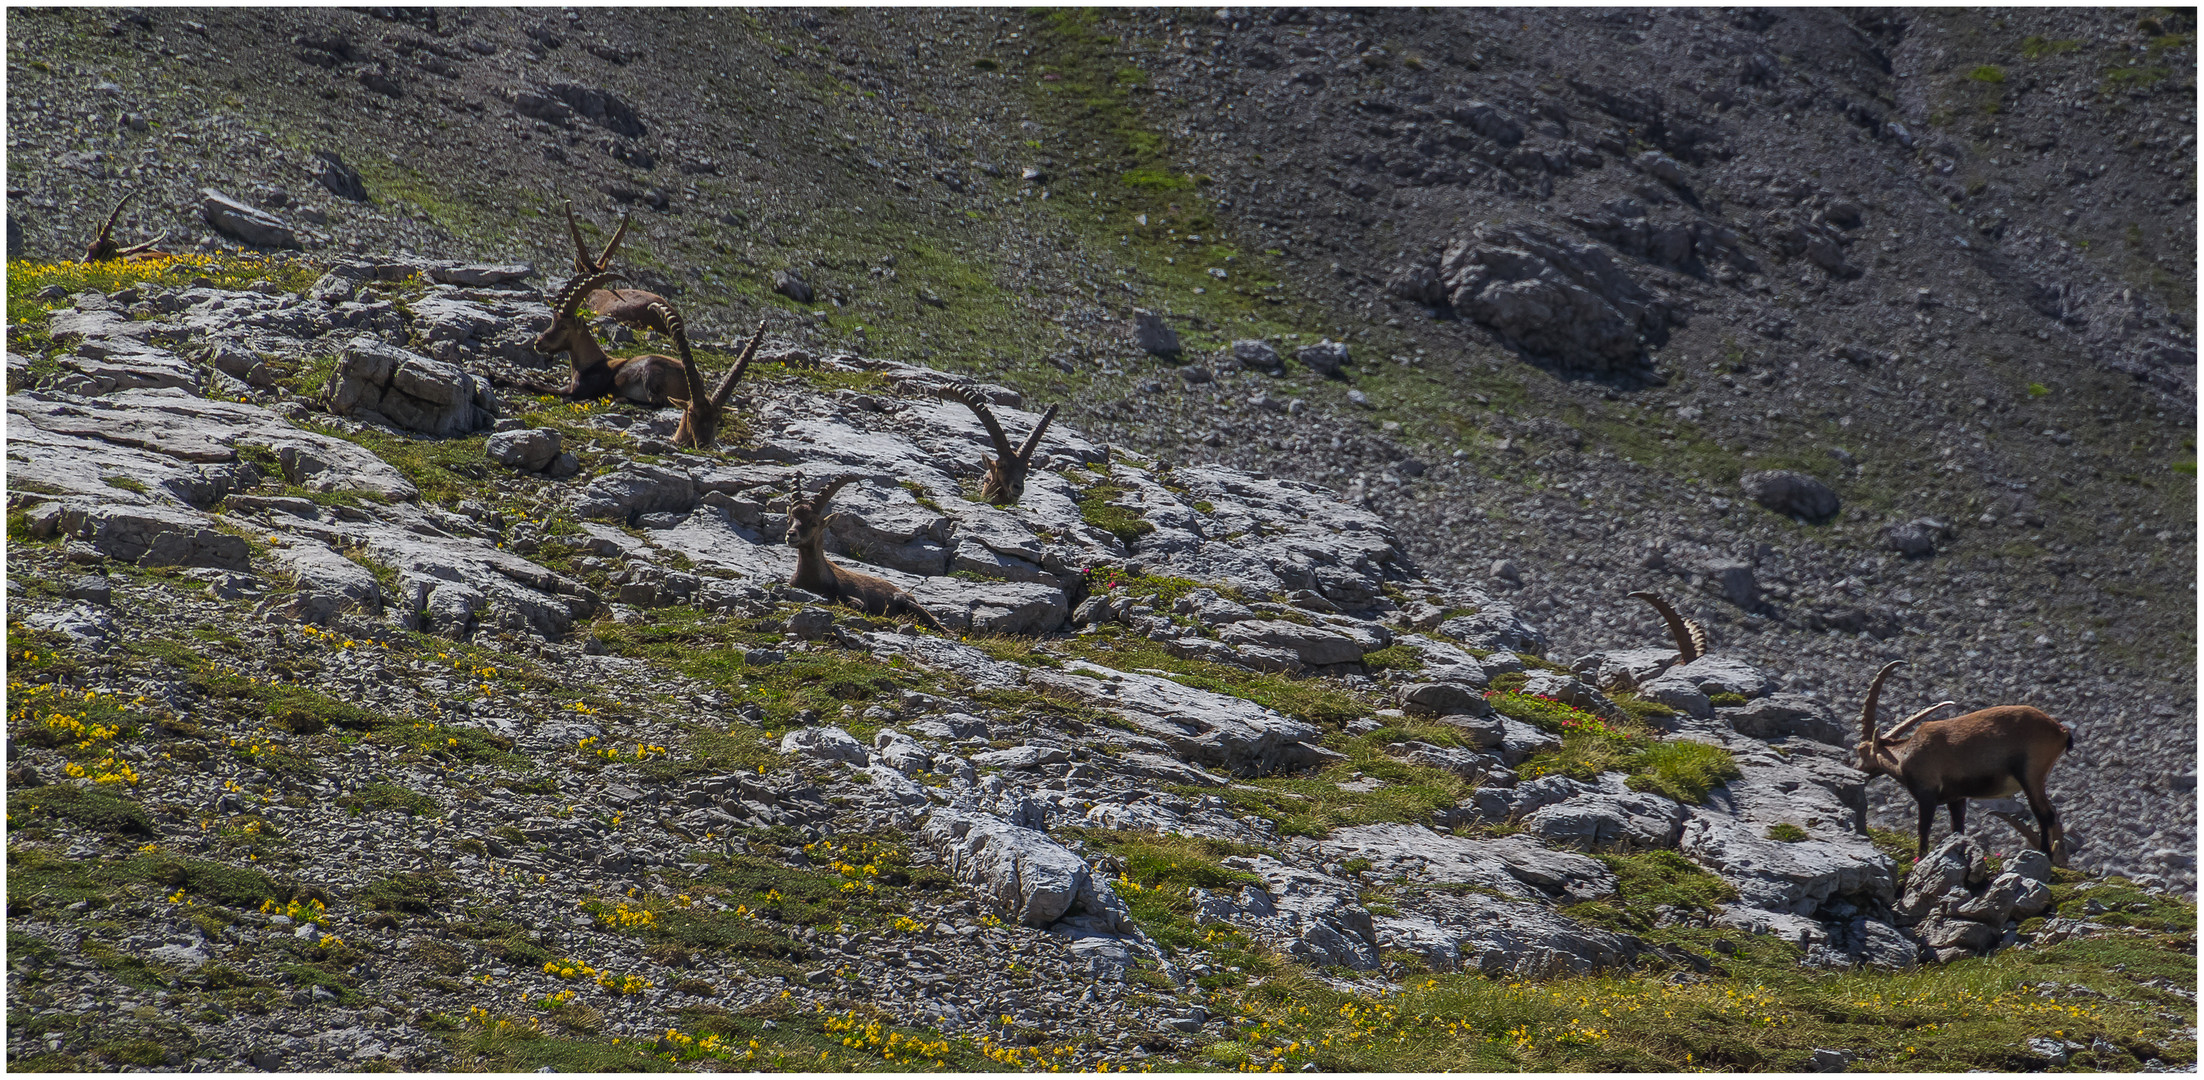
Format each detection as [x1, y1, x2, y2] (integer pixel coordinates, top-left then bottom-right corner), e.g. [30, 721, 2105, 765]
[1853, 660, 2074, 865]
[937, 385, 1058, 506]
[785, 474, 945, 631]
[670, 318, 766, 450]
[531, 270, 692, 407]
[83, 192, 170, 263]
[561, 200, 666, 325]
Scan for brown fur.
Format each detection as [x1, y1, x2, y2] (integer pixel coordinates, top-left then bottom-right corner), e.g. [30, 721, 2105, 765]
[1852, 660, 2075, 865]
[83, 192, 170, 263]
[784, 475, 946, 631]
[531, 270, 690, 407]
[938, 385, 1059, 506]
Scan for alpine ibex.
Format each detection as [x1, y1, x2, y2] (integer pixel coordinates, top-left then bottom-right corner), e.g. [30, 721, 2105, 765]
[83, 192, 170, 263]
[785, 474, 946, 631]
[937, 384, 1059, 506]
[531, 270, 690, 407]
[1629, 591, 1708, 663]
[670, 319, 766, 450]
[561, 200, 665, 324]
[1854, 660, 2074, 865]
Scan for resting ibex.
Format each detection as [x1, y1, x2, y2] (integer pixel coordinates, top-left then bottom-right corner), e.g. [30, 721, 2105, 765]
[1629, 591, 1708, 663]
[785, 474, 946, 631]
[83, 192, 170, 263]
[531, 270, 690, 407]
[1854, 660, 2074, 865]
[937, 385, 1059, 506]
[561, 200, 665, 324]
[670, 319, 766, 450]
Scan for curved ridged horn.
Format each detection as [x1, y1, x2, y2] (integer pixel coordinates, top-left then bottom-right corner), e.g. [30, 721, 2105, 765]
[1014, 403, 1060, 465]
[554, 270, 623, 321]
[1881, 701, 1958, 742]
[810, 474, 859, 511]
[712, 320, 767, 408]
[1629, 591, 1705, 663]
[647, 300, 707, 407]
[940, 384, 1016, 464]
[98, 192, 133, 243]
[114, 230, 169, 258]
[564, 201, 632, 274]
[1860, 660, 1906, 744]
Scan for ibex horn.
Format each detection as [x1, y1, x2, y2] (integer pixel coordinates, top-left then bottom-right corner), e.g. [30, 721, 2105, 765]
[1860, 660, 1906, 744]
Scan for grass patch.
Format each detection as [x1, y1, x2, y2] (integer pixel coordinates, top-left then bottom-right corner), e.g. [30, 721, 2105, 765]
[6, 845, 283, 912]
[2019, 35, 2080, 60]
[1058, 828, 1266, 953]
[336, 782, 441, 818]
[1624, 741, 1741, 805]
[1074, 479, 1155, 547]
[1053, 627, 1373, 725]
[1765, 822, 1810, 842]
[7, 783, 154, 836]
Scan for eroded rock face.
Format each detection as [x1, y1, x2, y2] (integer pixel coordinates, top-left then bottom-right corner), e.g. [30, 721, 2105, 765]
[324, 335, 497, 437]
[1027, 661, 1335, 776]
[921, 809, 1130, 931]
[1397, 223, 1676, 371]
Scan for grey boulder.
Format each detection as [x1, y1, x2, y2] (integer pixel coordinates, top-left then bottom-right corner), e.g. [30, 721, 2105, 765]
[200, 187, 297, 248]
[921, 808, 1130, 931]
[487, 428, 562, 473]
[1740, 470, 1841, 521]
[1218, 618, 1368, 666]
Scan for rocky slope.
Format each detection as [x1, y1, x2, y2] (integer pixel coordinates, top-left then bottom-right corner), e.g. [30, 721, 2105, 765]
[6, 7, 2189, 891]
[6, 254, 2197, 1071]
[2, 5, 2196, 1073]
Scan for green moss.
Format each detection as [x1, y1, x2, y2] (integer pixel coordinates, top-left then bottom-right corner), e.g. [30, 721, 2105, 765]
[8, 783, 154, 836]
[1764, 823, 1810, 843]
[2018, 35, 2081, 59]
[355, 871, 458, 915]
[1966, 64, 2007, 83]
[336, 782, 441, 818]
[1075, 480, 1156, 547]
[1706, 691, 1747, 708]
[1625, 741, 1741, 805]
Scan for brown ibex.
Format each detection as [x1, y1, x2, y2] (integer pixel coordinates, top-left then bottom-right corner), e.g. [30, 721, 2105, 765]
[531, 270, 690, 407]
[1629, 591, 1708, 663]
[83, 192, 170, 263]
[938, 385, 1059, 506]
[561, 200, 665, 324]
[670, 319, 766, 450]
[1854, 660, 2074, 865]
[784, 474, 946, 631]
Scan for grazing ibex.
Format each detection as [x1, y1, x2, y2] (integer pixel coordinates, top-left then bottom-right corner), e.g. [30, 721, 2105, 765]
[83, 192, 170, 263]
[561, 200, 665, 324]
[1854, 660, 2074, 865]
[531, 270, 690, 407]
[1629, 591, 1708, 663]
[784, 474, 946, 631]
[670, 319, 766, 450]
[937, 384, 1059, 506]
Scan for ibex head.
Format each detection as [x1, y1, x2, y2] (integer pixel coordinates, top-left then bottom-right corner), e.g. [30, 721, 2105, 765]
[672, 318, 766, 450]
[1852, 660, 1958, 774]
[786, 473, 859, 549]
[83, 192, 169, 263]
[940, 385, 1059, 506]
[534, 269, 622, 357]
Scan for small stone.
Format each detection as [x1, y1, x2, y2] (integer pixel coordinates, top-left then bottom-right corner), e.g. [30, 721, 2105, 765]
[1133, 309, 1180, 356]
[1294, 339, 1350, 377]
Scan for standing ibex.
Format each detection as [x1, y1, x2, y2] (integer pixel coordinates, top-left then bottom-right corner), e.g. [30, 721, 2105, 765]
[561, 200, 665, 324]
[531, 270, 691, 407]
[937, 385, 1059, 506]
[83, 192, 170, 263]
[1629, 590, 1708, 663]
[1854, 660, 2074, 865]
[785, 474, 946, 631]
